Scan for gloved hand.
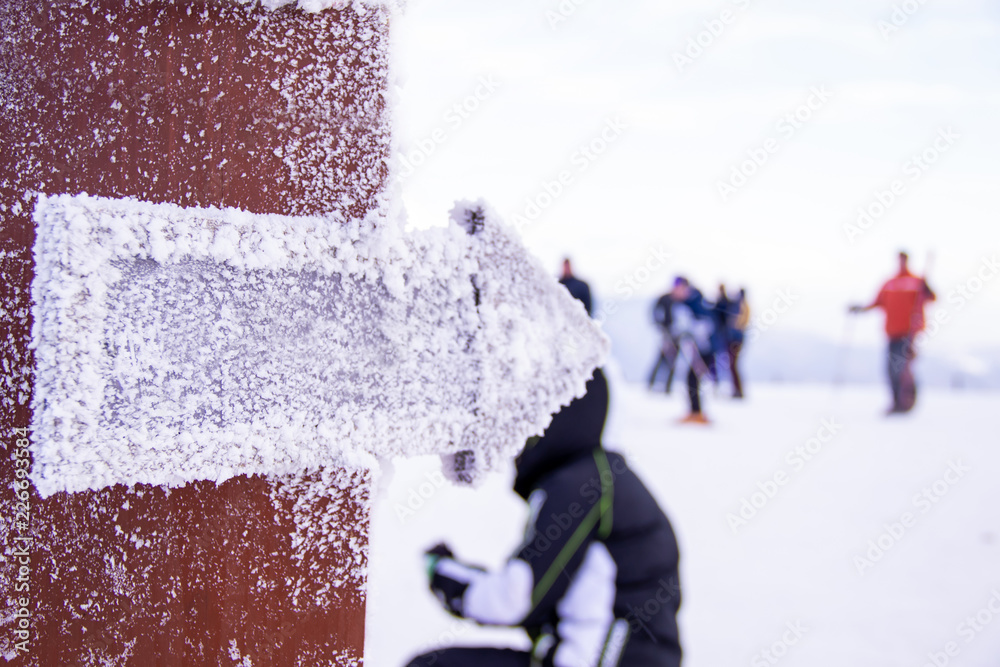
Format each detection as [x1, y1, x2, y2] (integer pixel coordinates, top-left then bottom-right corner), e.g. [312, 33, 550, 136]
[424, 542, 455, 580]
[423, 542, 481, 617]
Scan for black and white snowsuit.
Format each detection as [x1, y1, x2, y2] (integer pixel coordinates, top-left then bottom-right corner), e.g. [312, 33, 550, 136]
[408, 369, 682, 667]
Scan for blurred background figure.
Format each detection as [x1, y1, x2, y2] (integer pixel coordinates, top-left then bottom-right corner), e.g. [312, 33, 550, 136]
[669, 277, 715, 424]
[850, 251, 936, 414]
[648, 285, 679, 393]
[728, 288, 749, 399]
[559, 257, 593, 316]
[709, 285, 732, 391]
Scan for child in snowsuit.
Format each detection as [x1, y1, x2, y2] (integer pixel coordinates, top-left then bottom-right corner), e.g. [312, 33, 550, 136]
[406, 369, 683, 667]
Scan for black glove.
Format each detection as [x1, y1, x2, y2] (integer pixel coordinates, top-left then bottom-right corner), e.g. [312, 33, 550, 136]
[425, 543, 455, 561]
[424, 542, 480, 617]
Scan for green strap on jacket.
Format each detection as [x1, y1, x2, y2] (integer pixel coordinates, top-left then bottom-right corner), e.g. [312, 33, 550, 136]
[530, 448, 615, 609]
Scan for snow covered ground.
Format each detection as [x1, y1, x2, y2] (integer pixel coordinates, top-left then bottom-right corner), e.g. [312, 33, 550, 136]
[365, 373, 1000, 667]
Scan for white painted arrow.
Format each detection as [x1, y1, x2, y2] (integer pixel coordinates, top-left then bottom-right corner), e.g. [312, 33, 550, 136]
[29, 194, 607, 497]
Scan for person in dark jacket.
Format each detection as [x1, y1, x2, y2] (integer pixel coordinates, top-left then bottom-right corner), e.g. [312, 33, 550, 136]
[648, 290, 679, 393]
[708, 285, 732, 388]
[406, 369, 682, 667]
[559, 258, 593, 316]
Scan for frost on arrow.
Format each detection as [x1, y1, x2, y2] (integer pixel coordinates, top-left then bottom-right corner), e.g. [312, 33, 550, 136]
[29, 194, 608, 497]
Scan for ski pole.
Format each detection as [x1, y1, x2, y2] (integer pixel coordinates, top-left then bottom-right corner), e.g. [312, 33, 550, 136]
[834, 311, 856, 388]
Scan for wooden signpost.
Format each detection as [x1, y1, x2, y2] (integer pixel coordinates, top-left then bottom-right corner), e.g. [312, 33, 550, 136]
[0, 3, 607, 666]
[0, 2, 391, 663]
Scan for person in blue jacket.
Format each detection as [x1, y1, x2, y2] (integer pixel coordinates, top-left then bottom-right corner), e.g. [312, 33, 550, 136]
[405, 369, 682, 667]
[709, 285, 732, 388]
[668, 277, 715, 424]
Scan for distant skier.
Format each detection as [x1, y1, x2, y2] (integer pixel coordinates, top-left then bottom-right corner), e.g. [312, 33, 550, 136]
[850, 251, 936, 414]
[648, 288, 679, 392]
[709, 285, 732, 389]
[405, 368, 683, 667]
[669, 277, 715, 424]
[727, 288, 749, 399]
[559, 258, 593, 316]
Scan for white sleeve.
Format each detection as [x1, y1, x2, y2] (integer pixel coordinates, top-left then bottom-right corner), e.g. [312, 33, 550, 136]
[435, 557, 534, 626]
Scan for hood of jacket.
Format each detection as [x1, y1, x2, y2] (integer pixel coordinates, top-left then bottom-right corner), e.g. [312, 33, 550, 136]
[513, 367, 608, 499]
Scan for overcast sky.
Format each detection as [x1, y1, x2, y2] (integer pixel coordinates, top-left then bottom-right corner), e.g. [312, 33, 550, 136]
[390, 0, 1000, 357]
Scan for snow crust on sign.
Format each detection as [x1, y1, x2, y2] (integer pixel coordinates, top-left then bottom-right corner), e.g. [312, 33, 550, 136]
[244, 0, 400, 11]
[30, 194, 608, 497]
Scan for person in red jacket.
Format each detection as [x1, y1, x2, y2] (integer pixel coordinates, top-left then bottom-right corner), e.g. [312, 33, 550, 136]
[850, 251, 936, 414]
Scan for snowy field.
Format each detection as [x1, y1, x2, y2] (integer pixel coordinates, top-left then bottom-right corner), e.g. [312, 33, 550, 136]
[365, 373, 1000, 667]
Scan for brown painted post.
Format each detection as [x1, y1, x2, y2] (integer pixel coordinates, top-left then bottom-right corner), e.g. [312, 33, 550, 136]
[0, 1, 391, 664]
